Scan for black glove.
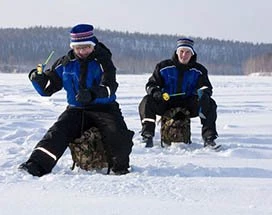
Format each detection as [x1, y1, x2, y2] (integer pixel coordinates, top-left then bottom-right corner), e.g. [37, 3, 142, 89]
[29, 69, 45, 81]
[76, 89, 96, 104]
[91, 85, 109, 98]
[152, 89, 163, 102]
[28, 69, 48, 89]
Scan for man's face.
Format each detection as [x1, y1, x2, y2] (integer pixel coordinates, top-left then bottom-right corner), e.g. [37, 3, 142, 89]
[176, 47, 193, 64]
[73, 45, 94, 59]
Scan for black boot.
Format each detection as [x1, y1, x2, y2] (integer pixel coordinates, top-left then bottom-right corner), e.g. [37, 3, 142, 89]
[142, 132, 154, 148]
[110, 156, 130, 175]
[113, 169, 130, 175]
[141, 122, 155, 148]
[204, 137, 221, 150]
[143, 136, 153, 148]
[18, 161, 47, 177]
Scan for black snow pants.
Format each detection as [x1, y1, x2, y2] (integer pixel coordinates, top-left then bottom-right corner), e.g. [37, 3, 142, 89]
[27, 102, 134, 174]
[138, 94, 218, 140]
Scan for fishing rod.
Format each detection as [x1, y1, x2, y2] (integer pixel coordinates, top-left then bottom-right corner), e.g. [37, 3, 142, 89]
[37, 51, 55, 74]
[162, 92, 186, 101]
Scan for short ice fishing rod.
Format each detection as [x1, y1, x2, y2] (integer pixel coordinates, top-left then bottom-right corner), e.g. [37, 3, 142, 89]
[37, 51, 55, 74]
[162, 92, 186, 101]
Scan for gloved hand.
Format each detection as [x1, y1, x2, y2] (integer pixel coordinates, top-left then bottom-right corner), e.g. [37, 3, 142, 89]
[29, 69, 46, 81]
[91, 85, 109, 98]
[152, 89, 163, 102]
[28, 69, 49, 90]
[76, 89, 96, 104]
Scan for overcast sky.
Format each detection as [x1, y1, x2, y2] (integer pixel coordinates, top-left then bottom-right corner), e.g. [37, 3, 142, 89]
[1, 0, 271, 44]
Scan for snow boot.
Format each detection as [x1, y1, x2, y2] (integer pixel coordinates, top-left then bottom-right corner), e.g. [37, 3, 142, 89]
[204, 138, 221, 150]
[113, 169, 130, 175]
[18, 161, 47, 177]
[142, 135, 153, 148]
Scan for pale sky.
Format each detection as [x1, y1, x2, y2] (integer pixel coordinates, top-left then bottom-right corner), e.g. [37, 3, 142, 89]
[1, 0, 272, 44]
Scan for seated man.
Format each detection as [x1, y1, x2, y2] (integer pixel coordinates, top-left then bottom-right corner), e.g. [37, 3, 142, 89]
[138, 38, 219, 148]
[19, 24, 134, 176]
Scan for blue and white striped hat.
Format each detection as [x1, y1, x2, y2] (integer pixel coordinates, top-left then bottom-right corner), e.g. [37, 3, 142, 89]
[176, 38, 195, 55]
[70, 24, 97, 48]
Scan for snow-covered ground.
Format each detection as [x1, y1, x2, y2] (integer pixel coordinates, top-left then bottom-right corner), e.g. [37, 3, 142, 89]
[0, 73, 272, 215]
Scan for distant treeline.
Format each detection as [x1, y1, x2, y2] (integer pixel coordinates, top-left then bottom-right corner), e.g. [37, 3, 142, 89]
[0, 26, 272, 75]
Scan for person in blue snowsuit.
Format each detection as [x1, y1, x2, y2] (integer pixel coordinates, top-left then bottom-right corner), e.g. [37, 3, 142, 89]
[139, 38, 218, 148]
[19, 24, 134, 176]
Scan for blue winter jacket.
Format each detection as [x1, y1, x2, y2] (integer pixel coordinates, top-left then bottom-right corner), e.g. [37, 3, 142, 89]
[146, 52, 213, 102]
[29, 43, 118, 108]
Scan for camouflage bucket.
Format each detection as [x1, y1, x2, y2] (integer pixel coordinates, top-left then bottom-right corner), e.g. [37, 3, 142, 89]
[69, 127, 108, 171]
[160, 107, 191, 145]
